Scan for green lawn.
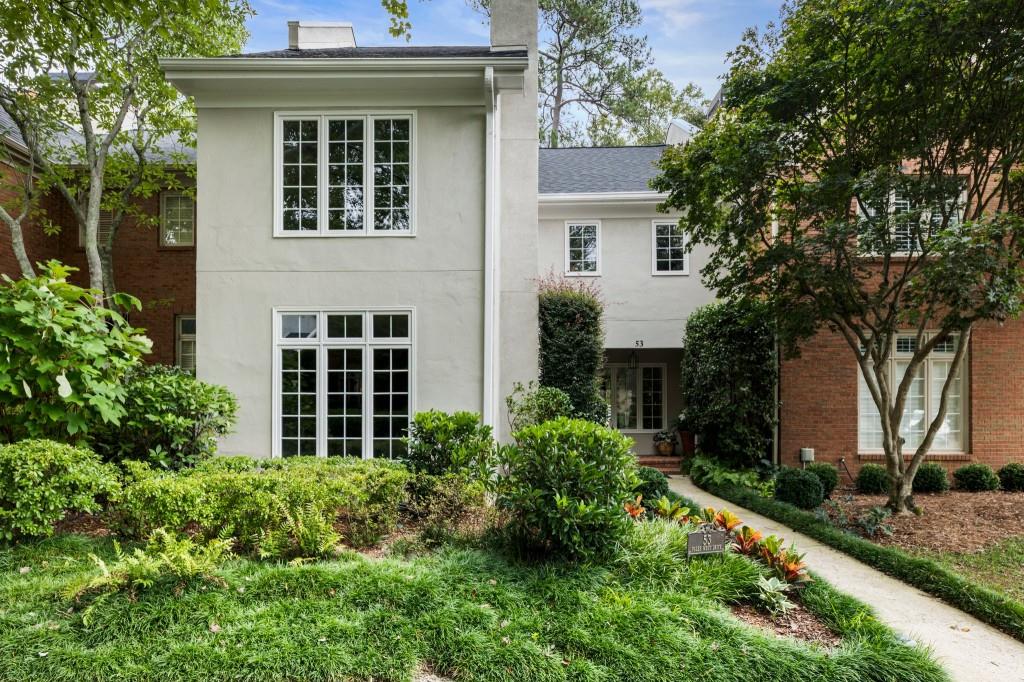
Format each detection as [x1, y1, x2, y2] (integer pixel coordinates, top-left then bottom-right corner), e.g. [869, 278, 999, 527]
[0, 520, 947, 682]
[919, 538, 1024, 604]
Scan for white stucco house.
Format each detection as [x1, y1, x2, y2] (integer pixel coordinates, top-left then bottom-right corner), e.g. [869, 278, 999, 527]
[160, 0, 712, 461]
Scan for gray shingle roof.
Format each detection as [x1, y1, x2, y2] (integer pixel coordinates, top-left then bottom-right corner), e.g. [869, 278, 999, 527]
[538, 145, 666, 194]
[0, 108, 26, 148]
[229, 46, 527, 59]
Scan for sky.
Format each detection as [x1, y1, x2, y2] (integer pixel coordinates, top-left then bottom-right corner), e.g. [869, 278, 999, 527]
[243, 0, 784, 100]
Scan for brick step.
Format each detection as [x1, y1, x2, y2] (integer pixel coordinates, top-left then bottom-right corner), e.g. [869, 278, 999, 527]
[637, 455, 682, 475]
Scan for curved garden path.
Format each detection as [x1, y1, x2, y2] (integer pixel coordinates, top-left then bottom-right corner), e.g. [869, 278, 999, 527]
[669, 476, 1024, 682]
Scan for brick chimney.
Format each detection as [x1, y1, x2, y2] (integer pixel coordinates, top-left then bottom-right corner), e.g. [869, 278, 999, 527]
[287, 21, 357, 50]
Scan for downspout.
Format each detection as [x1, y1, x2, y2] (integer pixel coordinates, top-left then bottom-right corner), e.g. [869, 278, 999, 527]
[483, 66, 501, 428]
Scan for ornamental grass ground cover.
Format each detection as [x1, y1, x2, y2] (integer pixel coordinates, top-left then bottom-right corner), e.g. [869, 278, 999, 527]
[0, 519, 948, 682]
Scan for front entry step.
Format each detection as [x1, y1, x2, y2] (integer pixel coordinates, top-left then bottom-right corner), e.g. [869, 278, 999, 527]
[637, 455, 682, 475]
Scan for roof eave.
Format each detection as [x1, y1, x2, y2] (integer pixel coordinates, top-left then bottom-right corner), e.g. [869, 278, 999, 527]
[159, 55, 530, 76]
[538, 191, 668, 205]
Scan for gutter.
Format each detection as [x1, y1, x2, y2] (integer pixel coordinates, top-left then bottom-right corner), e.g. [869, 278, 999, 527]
[482, 66, 501, 428]
[159, 56, 530, 75]
[538, 190, 668, 206]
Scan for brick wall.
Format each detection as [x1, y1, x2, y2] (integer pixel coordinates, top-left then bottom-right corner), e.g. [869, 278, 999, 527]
[0, 161, 195, 366]
[780, 319, 1024, 475]
[0, 160, 60, 276]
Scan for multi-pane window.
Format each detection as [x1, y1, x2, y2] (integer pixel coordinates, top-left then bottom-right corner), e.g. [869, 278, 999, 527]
[864, 186, 964, 254]
[274, 309, 413, 458]
[566, 222, 600, 274]
[175, 315, 196, 374]
[276, 114, 413, 235]
[603, 364, 666, 431]
[160, 193, 196, 246]
[77, 209, 113, 247]
[652, 221, 688, 274]
[858, 333, 966, 452]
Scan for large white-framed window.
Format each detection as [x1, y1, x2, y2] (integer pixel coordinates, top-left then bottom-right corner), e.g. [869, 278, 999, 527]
[860, 184, 966, 255]
[175, 315, 196, 373]
[652, 220, 689, 275]
[272, 308, 415, 458]
[603, 363, 666, 432]
[274, 112, 415, 237]
[160, 193, 196, 247]
[565, 221, 601, 275]
[858, 332, 967, 453]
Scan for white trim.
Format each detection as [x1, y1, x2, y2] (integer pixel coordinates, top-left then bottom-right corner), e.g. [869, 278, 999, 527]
[272, 111, 417, 237]
[650, 220, 689, 276]
[160, 192, 196, 247]
[604, 362, 668, 433]
[482, 66, 499, 429]
[540, 191, 667, 206]
[161, 56, 530, 74]
[270, 307, 417, 459]
[564, 220, 601, 276]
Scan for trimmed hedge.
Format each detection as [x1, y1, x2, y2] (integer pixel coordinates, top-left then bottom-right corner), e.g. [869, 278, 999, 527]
[635, 466, 669, 502]
[694, 479, 1024, 642]
[774, 468, 824, 510]
[537, 277, 607, 423]
[999, 463, 1024, 492]
[954, 463, 1000, 492]
[856, 463, 889, 494]
[805, 462, 839, 497]
[913, 462, 950, 493]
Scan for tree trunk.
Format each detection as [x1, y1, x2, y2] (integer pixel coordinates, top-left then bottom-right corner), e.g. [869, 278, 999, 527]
[2, 218, 35, 278]
[550, 63, 564, 148]
[100, 244, 116, 307]
[83, 173, 106, 298]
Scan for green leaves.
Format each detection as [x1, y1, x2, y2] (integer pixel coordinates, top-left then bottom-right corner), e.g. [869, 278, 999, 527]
[0, 262, 150, 441]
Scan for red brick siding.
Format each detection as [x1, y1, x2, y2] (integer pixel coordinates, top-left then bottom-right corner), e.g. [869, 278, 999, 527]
[0, 162, 194, 366]
[0, 161, 60, 276]
[780, 320, 1024, 474]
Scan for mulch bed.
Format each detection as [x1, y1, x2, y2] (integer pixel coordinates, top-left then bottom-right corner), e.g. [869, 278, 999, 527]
[828, 489, 1024, 554]
[54, 512, 112, 538]
[731, 601, 842, 648]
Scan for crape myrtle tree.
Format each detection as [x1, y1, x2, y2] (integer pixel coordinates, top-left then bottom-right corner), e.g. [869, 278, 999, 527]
[654, 0, 1024, 513]
[0, 0, 251, 299]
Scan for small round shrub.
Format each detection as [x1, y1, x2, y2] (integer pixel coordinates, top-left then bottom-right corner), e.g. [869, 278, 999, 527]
[497, 417, 638, 560]
[805, 462, 839, 498]
[0, 439, 120, 540]
[998, 463, 1024, 492]
[635, 466, 669, 502]
[856, 463, 890, 494]
[774, 467, 824, 510]
[88, 364, 238, 469]
[506, 382, 575, 432]
[913, 462, 949, 493]
[403, 410, 494, 478]
[954, 463, 1000, 492]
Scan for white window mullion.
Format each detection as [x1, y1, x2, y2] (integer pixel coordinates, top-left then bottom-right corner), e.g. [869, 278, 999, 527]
[318, 116, 328, 235]
[363, 337, 373, 459]
[364, 117, 374, 234]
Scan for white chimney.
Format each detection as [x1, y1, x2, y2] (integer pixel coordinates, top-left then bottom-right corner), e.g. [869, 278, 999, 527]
[288, 21, 357, 50]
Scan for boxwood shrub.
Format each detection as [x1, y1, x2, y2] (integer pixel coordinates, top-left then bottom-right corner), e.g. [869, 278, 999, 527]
[403, 410, 494, 478]
[856, 463, 889, 494]
[774, 467, 824, 510]
[118, 457, 409, 554]
[497, 418, 638, 560]
[805, 462, 839, 498]
[998, 463, 1024, 492]
[954, 463, 1000, 492]
[913, 462, 950, 493]
[0, 439, 120, 540]
[635, 466, 669, 502]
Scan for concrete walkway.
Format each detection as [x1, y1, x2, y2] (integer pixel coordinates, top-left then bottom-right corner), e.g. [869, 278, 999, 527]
[669, 476, 1024, 682]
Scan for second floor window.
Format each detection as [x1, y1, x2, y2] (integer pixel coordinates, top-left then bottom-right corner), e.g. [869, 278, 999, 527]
[652, 221, 688, 274]
[161, 193, 195, 247]
[275, 113, 414, 236]
[566, 221, 600, 275]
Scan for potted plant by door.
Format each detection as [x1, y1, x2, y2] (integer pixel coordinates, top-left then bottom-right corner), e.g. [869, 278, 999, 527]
[653, 430, 678, 456]
[676, 410, 696, 458]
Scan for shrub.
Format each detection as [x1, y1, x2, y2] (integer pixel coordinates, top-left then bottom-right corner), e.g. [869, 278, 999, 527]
[998, 463, 1024, 492]
[404, 472, 487, 544]
[88, 365, 238, 469]
[856, 463, 889, 494]
[72, 528, 233, 599]
[805, 462, 839, 498]
[954, 463, 1000, 492]
[496, 418, 637, 560]
[773, 468, 824, 510]
[505, 381, 574, 432]
[635, 466, 669, 503]
[0, 439, 120, 540]
[913, 462, 950, 493]
[537, 275, 608, 423]
[118, 457, 409, 554]
[403, 410, 494, 478]
[0, 262, 150, 441]
[680, 299, 776, 467]
[688, 455, 766, 494]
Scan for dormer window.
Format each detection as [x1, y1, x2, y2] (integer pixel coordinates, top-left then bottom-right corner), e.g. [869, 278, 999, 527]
[274, 112, 414, 236]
